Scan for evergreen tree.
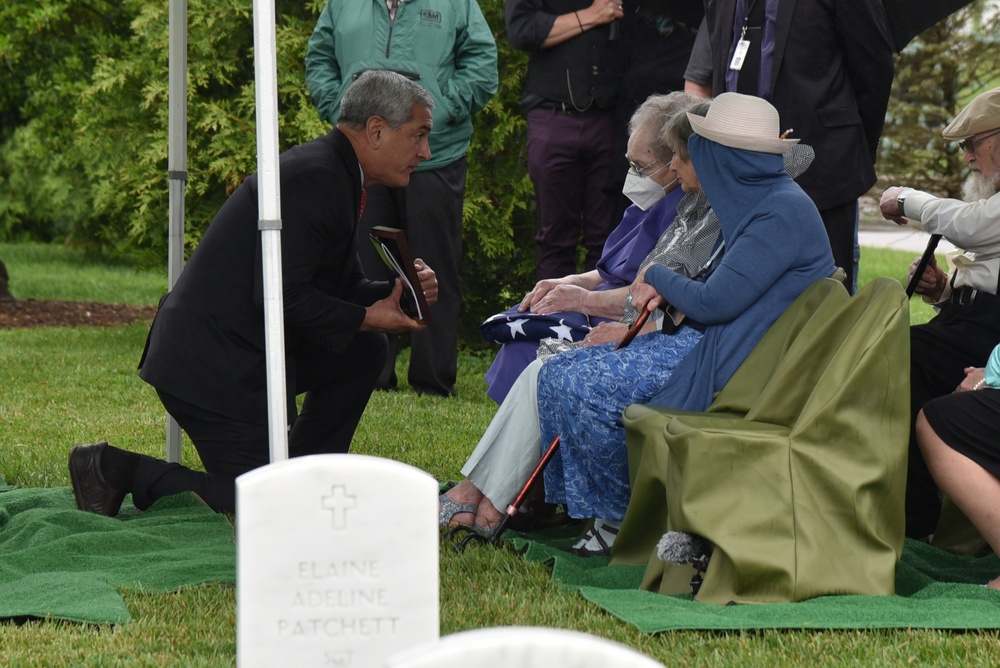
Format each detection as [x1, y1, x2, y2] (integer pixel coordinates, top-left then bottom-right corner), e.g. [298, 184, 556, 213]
[878, 1, 1000, 199]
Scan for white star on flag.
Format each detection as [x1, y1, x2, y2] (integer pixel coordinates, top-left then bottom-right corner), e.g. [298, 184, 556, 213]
[506, 318, 529, 338]
[549, 318, 574, 341]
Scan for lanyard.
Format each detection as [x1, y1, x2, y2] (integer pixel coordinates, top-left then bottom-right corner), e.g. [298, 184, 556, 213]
[740, 0, 760, 40]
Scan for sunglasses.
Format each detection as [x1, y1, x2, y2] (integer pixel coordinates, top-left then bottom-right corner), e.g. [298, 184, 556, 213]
[958, 128, 1000, 153]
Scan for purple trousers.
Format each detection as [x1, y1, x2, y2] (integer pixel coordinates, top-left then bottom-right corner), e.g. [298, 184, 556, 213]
[527, 106, 618, 280]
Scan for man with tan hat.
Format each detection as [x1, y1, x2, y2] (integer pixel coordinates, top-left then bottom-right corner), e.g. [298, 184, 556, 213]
[880, 85, 1000, 540]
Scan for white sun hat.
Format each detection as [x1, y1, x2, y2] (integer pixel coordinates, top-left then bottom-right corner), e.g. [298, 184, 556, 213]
[687, 92, 799, 154]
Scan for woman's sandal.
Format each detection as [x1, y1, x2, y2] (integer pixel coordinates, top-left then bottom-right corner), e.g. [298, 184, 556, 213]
[438, 494, 478, 530]
[567, 520, 620, 557]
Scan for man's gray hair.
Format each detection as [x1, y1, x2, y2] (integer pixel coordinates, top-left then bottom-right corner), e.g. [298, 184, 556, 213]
[338, 70, 435, 130]
[628, 92, 702, 165]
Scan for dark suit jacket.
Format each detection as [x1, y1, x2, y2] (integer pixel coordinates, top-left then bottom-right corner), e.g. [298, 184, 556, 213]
[700, 0, 895, 210]
[139, 129, 391, 424]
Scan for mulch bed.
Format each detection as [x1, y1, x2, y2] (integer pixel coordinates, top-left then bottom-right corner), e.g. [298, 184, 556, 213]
[0, 299, 157, 329]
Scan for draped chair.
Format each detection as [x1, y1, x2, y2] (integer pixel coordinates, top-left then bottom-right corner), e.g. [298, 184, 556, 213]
[613, 278, 910, 604]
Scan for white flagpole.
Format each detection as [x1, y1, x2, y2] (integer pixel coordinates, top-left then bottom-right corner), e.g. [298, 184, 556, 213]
[251, 0, 289, 462]
[165, 0, 187, 463]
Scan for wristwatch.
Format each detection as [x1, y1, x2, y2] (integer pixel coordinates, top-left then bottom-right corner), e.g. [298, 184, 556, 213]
[896, 188, 912, 216]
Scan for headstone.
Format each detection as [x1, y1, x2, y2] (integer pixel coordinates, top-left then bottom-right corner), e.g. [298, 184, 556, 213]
[383, 626, 664, 667]
[237, 454, 439, 667]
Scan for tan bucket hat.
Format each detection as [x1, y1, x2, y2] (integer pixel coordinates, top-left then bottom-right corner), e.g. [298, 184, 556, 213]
[687, 92, 799, 154]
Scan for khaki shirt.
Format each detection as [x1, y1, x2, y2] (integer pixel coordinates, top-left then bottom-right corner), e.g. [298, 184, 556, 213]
[904, 188, 1000, 301]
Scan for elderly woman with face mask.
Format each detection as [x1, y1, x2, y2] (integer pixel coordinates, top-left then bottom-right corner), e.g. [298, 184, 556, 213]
[441, 100, 714, 530]
[480, 92, 699, 404]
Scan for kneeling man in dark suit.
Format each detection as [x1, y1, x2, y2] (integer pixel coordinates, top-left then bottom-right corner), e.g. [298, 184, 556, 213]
[69, 71, 439, 515]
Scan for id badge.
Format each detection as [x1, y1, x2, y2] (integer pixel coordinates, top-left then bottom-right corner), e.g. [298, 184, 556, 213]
[729, 39, 750, 71]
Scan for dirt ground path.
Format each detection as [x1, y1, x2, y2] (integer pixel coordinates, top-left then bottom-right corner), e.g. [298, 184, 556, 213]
[0, 299, 156, 329]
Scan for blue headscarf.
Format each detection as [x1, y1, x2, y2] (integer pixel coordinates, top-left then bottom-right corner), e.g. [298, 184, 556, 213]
[644, 134, 836, 411]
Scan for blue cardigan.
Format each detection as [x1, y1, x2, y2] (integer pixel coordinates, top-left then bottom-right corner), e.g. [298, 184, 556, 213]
[645, 134, 836, 411]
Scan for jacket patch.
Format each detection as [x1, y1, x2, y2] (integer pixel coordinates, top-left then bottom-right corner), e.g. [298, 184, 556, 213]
[420, 10, 442, 24]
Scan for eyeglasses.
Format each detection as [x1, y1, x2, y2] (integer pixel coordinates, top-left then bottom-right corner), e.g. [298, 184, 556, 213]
[625, 154, 661, 176]
[958, 128, 1000, 153]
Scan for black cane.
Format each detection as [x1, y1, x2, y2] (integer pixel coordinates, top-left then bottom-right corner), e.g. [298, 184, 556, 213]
[905, 234, 942, 298]
[450, 306, 652, 551]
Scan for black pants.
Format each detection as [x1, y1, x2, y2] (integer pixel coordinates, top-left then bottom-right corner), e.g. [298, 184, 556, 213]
[819, 200, 859, 295]
[906, 302, 1000, 537]
[355, 159, 465, 396]
[132, 332, 387, 513]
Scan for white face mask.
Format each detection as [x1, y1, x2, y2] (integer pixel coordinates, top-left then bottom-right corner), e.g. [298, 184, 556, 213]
[622, 171, 667, 210]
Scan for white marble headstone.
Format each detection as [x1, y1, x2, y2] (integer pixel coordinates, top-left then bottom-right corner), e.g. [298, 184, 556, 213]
[236, 454, 439, 668]
[383, 626, 664, 667]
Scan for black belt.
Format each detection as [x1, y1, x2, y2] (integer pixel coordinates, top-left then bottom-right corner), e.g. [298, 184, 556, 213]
[534, 101, 598, 115]
[949, 286, 1000, 307]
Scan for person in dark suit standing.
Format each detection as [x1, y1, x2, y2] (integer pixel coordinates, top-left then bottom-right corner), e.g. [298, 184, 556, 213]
[684, 0, 895, 293]
[68, 71, 440, 516]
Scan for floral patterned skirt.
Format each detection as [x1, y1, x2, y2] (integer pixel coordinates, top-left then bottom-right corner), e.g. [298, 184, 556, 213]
[538, 326, 703, 519]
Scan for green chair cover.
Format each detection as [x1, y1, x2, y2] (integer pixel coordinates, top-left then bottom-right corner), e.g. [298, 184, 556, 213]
[614, 278, 910, 604]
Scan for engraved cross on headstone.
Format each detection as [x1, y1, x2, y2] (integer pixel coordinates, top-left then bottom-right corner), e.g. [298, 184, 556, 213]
[321, 485, 357, 530]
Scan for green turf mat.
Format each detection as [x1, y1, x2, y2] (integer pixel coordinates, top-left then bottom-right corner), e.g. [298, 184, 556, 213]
[506, 526, 1000, 631]
[0, 478, 235, 624]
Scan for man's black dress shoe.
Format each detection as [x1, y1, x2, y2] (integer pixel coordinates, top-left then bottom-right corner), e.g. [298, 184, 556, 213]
[68, 442, 127, 517]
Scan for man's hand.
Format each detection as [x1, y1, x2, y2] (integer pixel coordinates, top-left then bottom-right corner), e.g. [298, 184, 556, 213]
[414, 258, 438, 306]
[359, 280, 427, 334]
[907, 253, 948, 302]
[879, 186, 910, 225]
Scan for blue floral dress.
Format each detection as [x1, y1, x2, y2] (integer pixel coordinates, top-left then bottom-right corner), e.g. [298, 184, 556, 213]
[537, 326, 703, 520]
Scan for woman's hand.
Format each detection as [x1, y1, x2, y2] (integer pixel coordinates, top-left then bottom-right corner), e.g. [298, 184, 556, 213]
[629, 282, 662, 314]
[581, 321, 629, 347]
[529, 284, 589, 315]
[956, 366, 987, 392]
[581, 0, 625, 27]
[628, 266, 663, 314]
[519, 277, 569, 312]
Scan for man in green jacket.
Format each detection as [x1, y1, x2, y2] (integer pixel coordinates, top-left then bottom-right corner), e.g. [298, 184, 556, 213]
[306, 0, 498, 396]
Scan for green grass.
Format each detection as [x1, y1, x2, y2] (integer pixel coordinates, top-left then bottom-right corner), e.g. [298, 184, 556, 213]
[0, 242, 167, 304]
[1, 243, 996, 666]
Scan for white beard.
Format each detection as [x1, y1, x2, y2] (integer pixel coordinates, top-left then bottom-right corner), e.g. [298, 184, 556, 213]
[961, 170, 1000, 202]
